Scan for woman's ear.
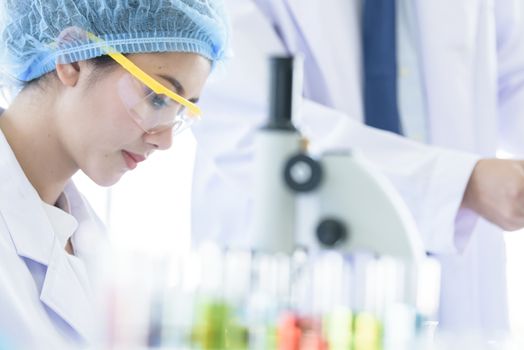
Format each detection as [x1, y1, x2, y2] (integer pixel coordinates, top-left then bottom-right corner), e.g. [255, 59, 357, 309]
[55, 61, 83, 87]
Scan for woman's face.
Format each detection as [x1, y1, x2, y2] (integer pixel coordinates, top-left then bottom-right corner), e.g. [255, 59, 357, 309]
[57, 52, 211, 186]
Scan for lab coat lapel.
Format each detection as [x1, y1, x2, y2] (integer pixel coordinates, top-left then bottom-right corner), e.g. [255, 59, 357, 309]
[0, 185, 55, 265]
[0, 187, 95, 343]
[40, 238, 95, 342]
[285, 0, 364, 119]
[0, 132, 56, 266]
[285, 0, 359, 70]
[0, 131, 95, 342]
[416, 0, 478, 151]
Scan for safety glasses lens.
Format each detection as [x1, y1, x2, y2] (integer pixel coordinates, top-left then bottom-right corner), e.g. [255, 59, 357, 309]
[117, 73, 198, 134]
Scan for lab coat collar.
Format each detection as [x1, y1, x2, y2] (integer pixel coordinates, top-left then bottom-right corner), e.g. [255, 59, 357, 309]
[0, 129, 96, 342]
[66, 181, 110, 282]
[41, 196, 78, 251]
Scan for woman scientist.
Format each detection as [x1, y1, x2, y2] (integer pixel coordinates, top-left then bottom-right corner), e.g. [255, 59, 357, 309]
[0, 0, 229, 348]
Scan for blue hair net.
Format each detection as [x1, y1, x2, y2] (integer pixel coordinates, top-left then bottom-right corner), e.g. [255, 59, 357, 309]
[0, 0, 230, 84]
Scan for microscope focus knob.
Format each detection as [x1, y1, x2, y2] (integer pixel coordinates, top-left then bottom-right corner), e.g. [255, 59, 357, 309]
[284, 154, 322, 192]
[316, 219, 348, 247]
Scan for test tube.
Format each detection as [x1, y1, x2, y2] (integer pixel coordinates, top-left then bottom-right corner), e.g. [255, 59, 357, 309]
[248, 251, 295, 350]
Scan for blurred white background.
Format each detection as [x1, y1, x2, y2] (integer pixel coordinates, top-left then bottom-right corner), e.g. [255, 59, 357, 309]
[72, 129, 195, 258]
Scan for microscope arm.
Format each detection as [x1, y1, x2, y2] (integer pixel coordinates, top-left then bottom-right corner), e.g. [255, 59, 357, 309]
[294, 151, 426, 264]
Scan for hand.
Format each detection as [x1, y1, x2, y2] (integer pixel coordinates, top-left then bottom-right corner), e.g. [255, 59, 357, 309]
[462, 158, 524, 231]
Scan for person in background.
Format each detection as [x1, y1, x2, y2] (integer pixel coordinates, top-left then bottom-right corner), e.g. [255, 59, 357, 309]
[191, 0, 524, 336]
[0, 0, 229, 348]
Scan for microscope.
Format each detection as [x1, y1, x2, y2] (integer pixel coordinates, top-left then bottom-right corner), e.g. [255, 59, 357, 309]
[250, 56, 440, 349]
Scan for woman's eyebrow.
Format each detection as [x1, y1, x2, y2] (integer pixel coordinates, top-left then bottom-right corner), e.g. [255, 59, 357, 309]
[158, 74, 199, 103]
[159, 74, 184, 94]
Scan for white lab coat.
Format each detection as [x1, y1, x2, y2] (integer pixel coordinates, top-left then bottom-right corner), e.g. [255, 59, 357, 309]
[192, 0, 524, 333]
[0, 127, 109, 348]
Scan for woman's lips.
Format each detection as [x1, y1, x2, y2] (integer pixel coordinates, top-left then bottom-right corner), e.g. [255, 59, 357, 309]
[122, 150, 146, 170]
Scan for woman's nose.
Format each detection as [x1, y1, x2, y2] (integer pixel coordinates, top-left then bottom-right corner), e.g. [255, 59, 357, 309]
[143, 128, 174, 150]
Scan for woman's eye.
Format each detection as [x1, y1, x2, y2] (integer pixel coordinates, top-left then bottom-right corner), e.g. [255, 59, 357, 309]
[148, 93, 169, 110]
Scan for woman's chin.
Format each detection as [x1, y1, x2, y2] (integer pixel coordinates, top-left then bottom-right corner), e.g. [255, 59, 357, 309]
[84, 169, 125, 187]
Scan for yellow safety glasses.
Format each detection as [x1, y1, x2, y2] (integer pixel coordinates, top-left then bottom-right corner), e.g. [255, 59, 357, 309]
[86, 32, 202, 135]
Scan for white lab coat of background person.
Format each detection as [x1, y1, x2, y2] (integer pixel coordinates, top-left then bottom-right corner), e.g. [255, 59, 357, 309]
[0, 122, 109, 348]
[192, 0, 524, 334]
